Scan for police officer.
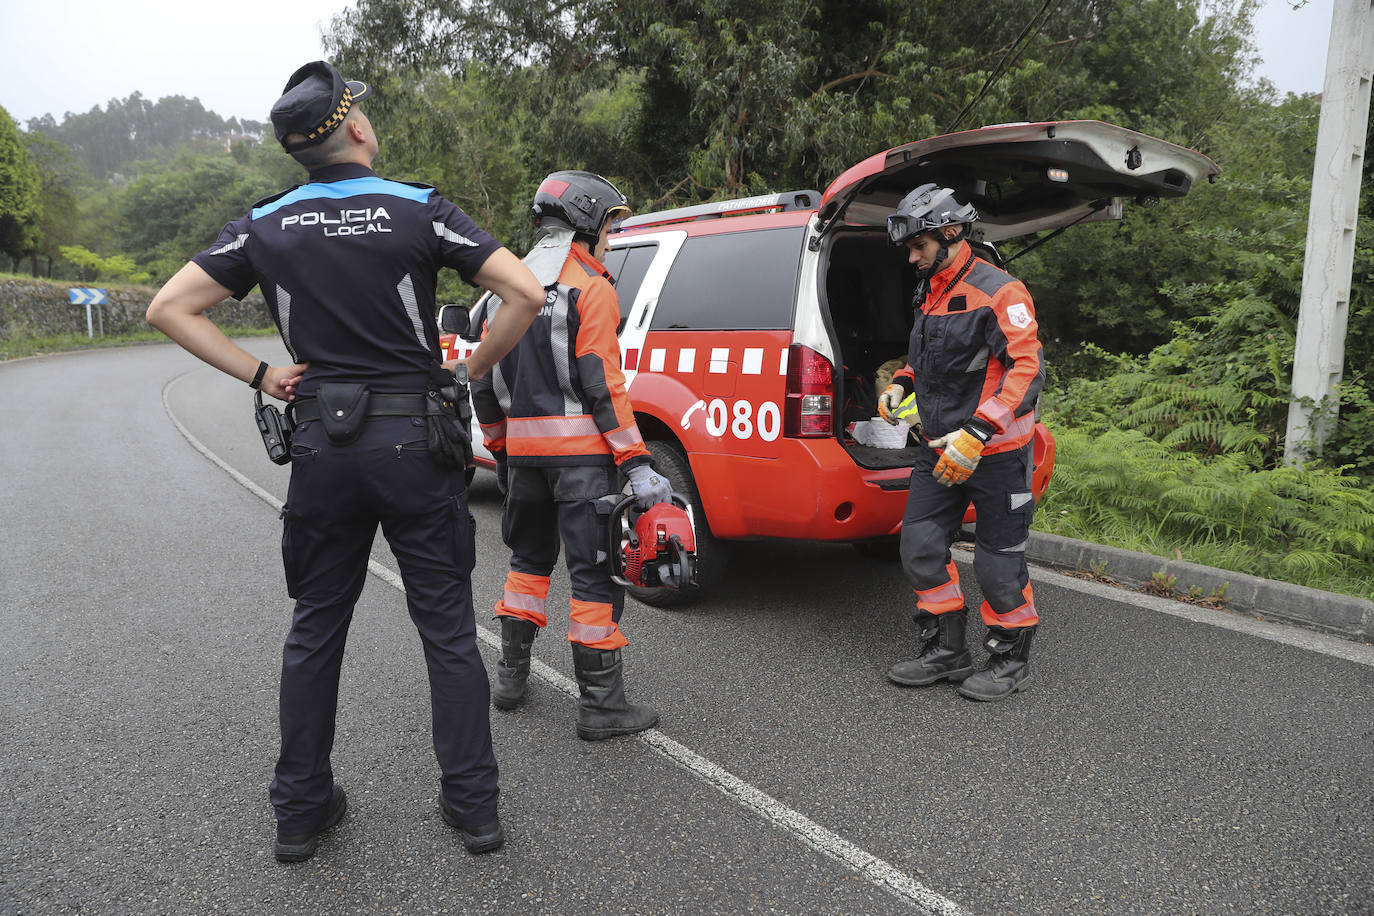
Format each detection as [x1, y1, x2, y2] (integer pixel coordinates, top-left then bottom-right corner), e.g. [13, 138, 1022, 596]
[145, 61, 545, 860]
[877, 184, 1046, 701]
[471, 170, 668, 740]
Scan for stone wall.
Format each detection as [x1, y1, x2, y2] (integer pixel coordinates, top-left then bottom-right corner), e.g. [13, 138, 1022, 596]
[0, 276, 272, 340]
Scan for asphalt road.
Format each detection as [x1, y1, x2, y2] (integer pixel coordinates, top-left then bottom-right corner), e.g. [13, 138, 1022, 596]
[3, 341, 1372, 916]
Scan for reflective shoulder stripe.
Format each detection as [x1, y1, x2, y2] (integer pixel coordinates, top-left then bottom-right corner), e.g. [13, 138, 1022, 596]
[433, 221, 479, 247]
[210, 233, 248, 255]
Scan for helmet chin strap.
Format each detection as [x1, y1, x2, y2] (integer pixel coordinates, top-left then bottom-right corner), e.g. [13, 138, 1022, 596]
[912, 226, 969, 280]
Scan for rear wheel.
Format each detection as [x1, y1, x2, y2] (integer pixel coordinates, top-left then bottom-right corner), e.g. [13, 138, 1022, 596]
[626, 441, 727, 608]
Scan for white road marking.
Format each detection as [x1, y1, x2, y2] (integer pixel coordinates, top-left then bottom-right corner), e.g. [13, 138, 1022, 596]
[161, 371, 968, 915]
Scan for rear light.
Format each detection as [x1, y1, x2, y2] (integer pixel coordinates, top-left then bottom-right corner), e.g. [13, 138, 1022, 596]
[785, 344, 834, 437]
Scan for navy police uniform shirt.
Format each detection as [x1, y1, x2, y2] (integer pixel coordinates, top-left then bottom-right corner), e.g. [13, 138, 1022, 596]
[192, 162, 501, 395]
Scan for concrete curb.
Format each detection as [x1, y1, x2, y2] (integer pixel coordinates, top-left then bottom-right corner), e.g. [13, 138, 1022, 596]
[1025, 531, 1374, 644]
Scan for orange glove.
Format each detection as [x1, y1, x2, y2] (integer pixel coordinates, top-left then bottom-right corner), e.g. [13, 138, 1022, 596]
[876, 383, 906, 425]
[928, 426, 990, 486]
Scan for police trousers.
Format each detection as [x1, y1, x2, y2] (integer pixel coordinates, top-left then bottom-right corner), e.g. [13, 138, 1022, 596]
[899, 442, 1040, 629]
[495, 463, 628, 650]
[272, 415, 498, 833]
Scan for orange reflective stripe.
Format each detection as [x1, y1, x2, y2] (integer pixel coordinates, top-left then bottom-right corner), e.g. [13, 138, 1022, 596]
[495, 572, 550, 627]
[508, 416, 602, 439]
[915, 561, 964, 614]
[980, 583, 1039, 628]
[480, 418, 507, 450]
[506, 416, 613, 458]
[604, 424, 646, 454]
[987, 412, 1035, 447]
[977, 397, 1015, 433]
[567, 599, 627, 650]
[509, 433, 610, 458]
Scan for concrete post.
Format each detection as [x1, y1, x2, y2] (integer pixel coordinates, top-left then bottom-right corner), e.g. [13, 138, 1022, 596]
[1285, 0, 1374, 463]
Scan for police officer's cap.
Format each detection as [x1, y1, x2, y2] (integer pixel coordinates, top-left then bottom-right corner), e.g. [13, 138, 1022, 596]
[270, 61, 372, 153]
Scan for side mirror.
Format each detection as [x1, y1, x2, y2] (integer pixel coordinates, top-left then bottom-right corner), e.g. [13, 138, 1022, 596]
[438, 304, 470, 337]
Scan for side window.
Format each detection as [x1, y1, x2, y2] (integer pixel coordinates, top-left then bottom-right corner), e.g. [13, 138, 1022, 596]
[610, 244, 658, 324]
[652, 227, 804, 330]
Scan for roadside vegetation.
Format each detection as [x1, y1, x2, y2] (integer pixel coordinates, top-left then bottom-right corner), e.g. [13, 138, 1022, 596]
[2, 0, 1369, 599]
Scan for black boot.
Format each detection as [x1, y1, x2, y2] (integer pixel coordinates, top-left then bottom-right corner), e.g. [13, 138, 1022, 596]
[887, 608, 974, 686]
[957, 625, 1036, 701]
[491, 617, 539, 711]
[571, 644, 659, 740]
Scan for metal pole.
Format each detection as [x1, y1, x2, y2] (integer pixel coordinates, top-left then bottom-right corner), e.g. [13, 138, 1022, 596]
[85, 302, 93, 339]
[1285, 0, 1374, 463]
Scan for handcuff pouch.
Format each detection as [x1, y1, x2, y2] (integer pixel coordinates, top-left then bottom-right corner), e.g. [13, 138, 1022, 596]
[316, 382, 372, 444]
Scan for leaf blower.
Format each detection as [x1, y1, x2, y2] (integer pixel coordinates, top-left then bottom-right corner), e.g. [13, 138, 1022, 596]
[607, 494, 698, 590]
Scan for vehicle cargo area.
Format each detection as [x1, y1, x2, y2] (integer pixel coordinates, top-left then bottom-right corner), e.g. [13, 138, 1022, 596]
[823, 228, 926, 471]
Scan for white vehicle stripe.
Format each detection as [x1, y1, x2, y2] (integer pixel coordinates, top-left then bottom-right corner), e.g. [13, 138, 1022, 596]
[678, 348, 696, 373]
[742, 348, 763, 375]
[650, 349, 666, 372]
[709, 347, 730, 373]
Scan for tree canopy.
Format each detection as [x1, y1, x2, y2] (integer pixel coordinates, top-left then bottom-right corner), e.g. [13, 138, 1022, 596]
[0, 105, 41, 265]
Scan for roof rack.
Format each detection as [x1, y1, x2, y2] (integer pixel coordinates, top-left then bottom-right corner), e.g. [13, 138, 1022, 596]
[617, 189, 822, 230]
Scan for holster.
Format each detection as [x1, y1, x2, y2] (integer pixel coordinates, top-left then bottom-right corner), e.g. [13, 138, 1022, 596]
[316, 382, 372, 444]
[425, 367, 473, 470]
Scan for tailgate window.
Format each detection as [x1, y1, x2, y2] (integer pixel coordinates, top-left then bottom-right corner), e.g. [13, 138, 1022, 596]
[652, 227, 803, 330]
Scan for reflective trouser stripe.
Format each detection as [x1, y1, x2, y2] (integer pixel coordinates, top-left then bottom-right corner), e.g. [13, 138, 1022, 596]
[568, 599, 626, 650]
[915, 561, 965, 615]
[980, 583, 1039, 628]
[495, 571, 550, 627]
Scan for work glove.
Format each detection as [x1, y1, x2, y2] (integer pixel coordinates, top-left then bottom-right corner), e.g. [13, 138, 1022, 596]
[893, 392, 922, 433]
[494, 450, 509, 497]
[626, 463, 672, 511]
[928, 424, 992, 487]
[877, 383, 907, 425]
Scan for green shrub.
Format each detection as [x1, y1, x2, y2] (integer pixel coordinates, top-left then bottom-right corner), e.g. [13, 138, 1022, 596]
[1038, 427, 1374, 599]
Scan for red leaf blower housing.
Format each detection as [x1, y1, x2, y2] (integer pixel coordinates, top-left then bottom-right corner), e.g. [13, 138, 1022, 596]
[607, 494, 698, 590]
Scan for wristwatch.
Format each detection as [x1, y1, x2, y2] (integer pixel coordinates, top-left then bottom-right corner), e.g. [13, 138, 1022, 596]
[453, 362, 468, 385]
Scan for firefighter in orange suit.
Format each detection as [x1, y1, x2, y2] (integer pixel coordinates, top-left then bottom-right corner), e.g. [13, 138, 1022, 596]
[471, 170, 669, 738]
[877, 184, 1046, 701]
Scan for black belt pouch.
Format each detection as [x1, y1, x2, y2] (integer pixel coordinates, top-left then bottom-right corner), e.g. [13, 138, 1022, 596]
[316, 382, 372, 444]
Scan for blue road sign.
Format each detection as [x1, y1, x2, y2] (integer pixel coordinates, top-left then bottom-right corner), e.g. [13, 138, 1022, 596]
[69, 288, 107, 306]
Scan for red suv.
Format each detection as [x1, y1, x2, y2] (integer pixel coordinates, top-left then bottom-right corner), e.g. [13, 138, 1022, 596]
[444, 120, 1218, 604]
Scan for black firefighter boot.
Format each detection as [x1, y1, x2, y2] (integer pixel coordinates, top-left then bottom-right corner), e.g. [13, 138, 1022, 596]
[957, 625, 1036, 701]
[886, 608, 975, 687]
[491, 617, 539, 711]
[571, 644, 660, 740]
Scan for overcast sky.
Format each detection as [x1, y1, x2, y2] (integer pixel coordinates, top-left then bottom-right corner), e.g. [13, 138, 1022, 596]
[0, 0, 1340, 128]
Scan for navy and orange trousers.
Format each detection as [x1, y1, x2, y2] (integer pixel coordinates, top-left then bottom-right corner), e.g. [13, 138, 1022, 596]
[495, 463, 628, 650]
[899, 442, 1039, 629]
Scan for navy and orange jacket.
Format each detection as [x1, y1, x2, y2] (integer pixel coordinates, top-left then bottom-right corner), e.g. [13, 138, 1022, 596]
[892, 240, 1045, 456]
[471, 243, 651, 469]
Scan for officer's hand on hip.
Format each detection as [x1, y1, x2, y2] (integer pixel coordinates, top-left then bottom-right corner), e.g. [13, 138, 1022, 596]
[877, 384, 907, 425]
[928, 426, 989, 486]
[261, 362, 310, 401]
[627, 464, 672, 510]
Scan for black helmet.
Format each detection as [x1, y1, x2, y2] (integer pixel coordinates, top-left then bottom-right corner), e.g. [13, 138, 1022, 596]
[531, 170, 631, 238]
[886, 183, 978, 245]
